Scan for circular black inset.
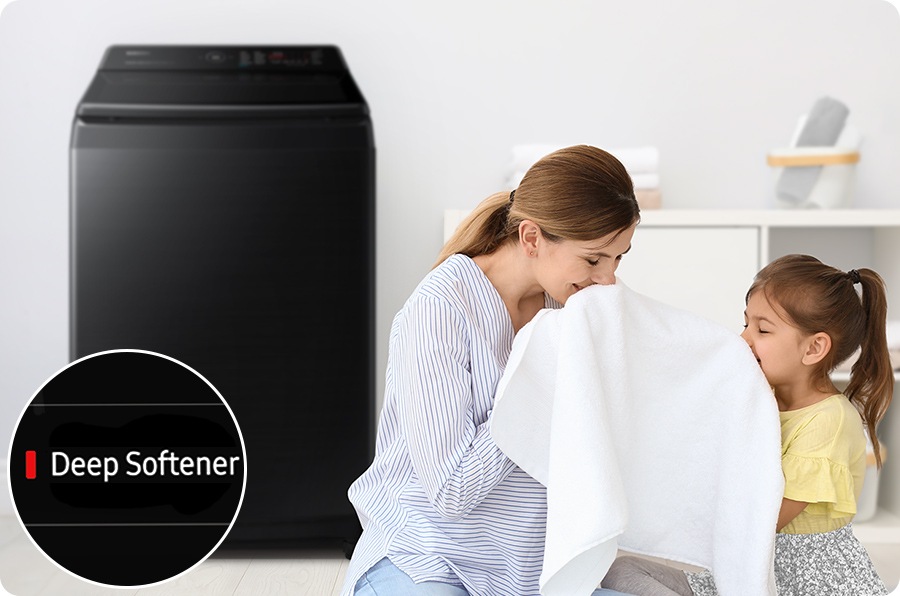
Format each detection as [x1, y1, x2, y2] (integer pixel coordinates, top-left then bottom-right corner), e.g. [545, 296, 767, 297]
[7, 350, 246, 588]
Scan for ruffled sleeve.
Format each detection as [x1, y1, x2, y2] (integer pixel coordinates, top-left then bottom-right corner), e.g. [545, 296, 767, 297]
[781, 453, 857, 517]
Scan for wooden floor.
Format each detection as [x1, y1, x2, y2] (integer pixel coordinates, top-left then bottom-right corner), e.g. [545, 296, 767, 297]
[1, 515, 898, 595]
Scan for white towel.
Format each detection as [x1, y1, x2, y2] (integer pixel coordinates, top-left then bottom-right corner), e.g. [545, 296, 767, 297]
[491, 281, 783, 596]
[629, 173, 659, 190]
[508, 145, 659, 189]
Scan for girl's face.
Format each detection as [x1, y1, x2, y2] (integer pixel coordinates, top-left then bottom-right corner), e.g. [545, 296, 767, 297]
[740, 291, 810, 388]
[536, 225, 635, 305]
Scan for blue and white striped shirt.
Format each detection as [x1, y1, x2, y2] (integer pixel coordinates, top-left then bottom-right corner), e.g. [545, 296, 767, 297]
[343, 254, 560, 596]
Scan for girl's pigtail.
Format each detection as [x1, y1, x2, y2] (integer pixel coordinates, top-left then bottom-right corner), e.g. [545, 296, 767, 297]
[845, 268, 894, 468]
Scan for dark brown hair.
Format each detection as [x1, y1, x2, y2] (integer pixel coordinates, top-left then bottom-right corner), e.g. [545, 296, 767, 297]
[434, 145, 640, 267]
[746, 254, 894, 467]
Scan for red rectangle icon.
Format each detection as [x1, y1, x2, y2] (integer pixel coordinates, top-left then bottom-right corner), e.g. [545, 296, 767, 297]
[25, 450, 36, 480]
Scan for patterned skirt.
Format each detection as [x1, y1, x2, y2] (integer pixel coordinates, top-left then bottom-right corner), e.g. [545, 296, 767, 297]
[685, 524, 888, 596]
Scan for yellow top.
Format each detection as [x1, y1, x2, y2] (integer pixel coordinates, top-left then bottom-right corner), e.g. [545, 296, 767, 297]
[778, 394, 866, 535]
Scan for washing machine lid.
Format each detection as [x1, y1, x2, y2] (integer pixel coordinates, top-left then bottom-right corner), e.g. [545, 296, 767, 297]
[76, 46, 368, 119]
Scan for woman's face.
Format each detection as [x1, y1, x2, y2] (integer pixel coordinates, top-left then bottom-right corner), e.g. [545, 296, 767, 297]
[537, 224, 636, 305]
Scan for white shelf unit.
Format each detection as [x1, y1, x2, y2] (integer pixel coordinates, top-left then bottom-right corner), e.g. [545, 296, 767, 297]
[444, 207, 900, 543]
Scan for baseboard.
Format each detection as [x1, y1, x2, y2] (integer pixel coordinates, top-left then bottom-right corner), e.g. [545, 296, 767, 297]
[0, 459, 11, 516]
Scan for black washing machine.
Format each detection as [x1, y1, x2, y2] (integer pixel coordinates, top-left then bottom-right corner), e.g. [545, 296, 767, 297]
[70, 45, 375, 550]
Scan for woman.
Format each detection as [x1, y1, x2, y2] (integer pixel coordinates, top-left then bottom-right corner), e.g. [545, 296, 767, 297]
[342, 145, 641, 595]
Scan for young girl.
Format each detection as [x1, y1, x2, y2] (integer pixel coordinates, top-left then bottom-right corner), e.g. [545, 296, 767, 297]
[602, 254, 893, 596]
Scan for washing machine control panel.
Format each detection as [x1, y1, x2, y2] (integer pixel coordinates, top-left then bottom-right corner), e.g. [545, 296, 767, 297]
[101, 46, 342, 71]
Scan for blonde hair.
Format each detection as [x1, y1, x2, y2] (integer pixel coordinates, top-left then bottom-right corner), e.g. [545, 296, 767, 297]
[746, 254, 894, 467]
[434, 145, 640, 267]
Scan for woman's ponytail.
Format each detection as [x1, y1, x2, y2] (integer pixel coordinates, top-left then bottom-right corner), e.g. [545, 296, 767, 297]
[433, 191, 515, 268]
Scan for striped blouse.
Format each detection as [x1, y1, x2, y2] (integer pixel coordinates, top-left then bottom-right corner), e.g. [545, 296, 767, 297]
[342, 254, 560, 596]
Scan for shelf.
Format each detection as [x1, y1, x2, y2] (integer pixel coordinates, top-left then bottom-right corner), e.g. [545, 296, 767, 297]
[637, 208, 900, 228]
[854, 508, 900, 544]
[445, 209, 900, 242]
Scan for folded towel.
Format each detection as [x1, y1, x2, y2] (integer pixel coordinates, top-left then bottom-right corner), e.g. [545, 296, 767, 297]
[629, 173, 659, 190]
[491, 281, 783, 596]
[507, 170, 659, 191]
[775, 96, 850, 205]
[610, 146, 659, 175]
[634, 189, 662, 209]
[508, 145, 659, 189]
[506, 170, 528, 189]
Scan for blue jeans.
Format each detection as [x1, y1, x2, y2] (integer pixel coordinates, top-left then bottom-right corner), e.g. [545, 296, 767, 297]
[354, 558, 635, 595]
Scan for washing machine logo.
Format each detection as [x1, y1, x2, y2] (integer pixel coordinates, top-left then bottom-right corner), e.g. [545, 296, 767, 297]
[8, 350, 247, 589]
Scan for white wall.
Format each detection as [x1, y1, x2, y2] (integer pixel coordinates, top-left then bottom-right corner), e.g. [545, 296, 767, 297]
[1, 0, 899, 500]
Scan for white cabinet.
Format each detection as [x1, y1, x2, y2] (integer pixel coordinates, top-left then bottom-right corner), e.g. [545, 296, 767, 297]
[619, 226, 759, 332]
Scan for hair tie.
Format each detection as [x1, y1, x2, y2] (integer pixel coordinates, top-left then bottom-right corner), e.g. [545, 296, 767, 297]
[509, 189, 516, 203]
[848, 269, 861, 284]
